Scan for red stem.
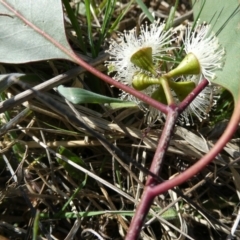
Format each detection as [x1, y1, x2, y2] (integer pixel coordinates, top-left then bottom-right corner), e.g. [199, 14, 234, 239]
[126, 109, 179, 239]
[147, 108, 178, 178]
[151, 93, 240, 195]
[178, 79, 209, 112]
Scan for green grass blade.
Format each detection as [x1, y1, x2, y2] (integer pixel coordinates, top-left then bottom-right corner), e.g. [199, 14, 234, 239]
[85, 0, 96, 57]
[62, 0, 86, 54]
[109, 0, 134, 33]
[135, 0, 154, 22]
[165, 0, 179, 30]
[96, 0, 117, 54]
[104, 102, 137, 109]
[41, 208, 178, 221]
[57, 175, 88, 214]
[33, 210, 40, 240]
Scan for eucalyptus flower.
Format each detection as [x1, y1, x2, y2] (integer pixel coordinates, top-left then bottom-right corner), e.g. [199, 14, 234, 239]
[105, 19, 223, 125]
[184, 22, 225, 81]
[105, 19, 176, 86]
[166, 22, 225, 82]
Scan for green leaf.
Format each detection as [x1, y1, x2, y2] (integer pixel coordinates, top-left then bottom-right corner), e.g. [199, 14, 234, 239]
[192, 0, 240, 103]
[57, 85, 134, 105]
[0, 0, 73, 63]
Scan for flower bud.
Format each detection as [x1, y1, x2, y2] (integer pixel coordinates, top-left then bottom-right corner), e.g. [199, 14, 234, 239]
[130, 47, 156, 75]
[165, 53, 200, 79]
[132, 72, 161, 90]
[169, 80, 196, 101]
[151, 85, 168, 105]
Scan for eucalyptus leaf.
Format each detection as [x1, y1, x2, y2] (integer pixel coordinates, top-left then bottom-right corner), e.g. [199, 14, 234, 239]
[58, 85, 135, 105]
[192, 0, 240, 103]
[0, 0, 73, 63]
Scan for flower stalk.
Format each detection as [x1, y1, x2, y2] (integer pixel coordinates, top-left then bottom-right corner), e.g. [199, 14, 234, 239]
[160, 77, 175, 105]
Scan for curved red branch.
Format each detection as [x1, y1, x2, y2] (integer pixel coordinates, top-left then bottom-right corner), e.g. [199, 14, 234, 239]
[152, 92, 240, 195]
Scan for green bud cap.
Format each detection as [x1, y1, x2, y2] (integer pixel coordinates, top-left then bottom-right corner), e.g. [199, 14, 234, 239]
[169, 80, 196, 101]
[130, 47, 156, 75]
[151, 85, 168, 105]
[165, 53, 201, 79]
[132, 72, 161, 90]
